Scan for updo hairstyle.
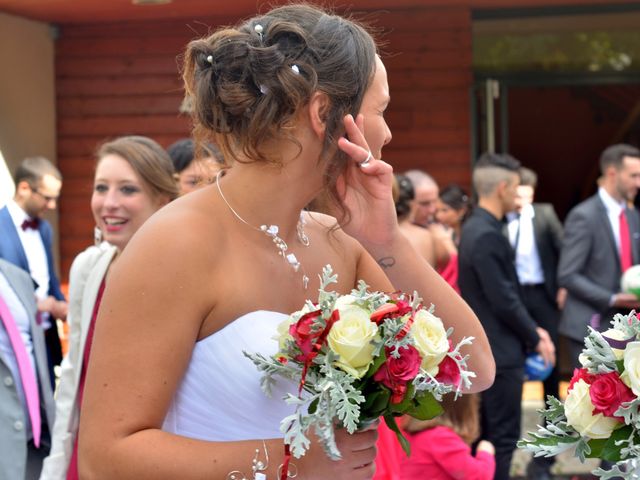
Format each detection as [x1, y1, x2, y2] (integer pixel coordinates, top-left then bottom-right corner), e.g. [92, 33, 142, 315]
[182, 4, 378, 177]
[440, 183, 471, 221]
[393, 174, 415, 221]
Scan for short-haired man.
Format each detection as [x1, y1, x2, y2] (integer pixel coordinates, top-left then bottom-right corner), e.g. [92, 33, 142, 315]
[559, 144, 640, 368]
[0, 157, 68, 383]
[405, 169, 439, 228]
[404, 169, 453, 269]
[459, 153, 555, 480]
[507, 166, 564, 480]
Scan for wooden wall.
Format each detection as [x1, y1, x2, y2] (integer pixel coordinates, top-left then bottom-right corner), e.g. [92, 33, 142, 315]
[55, 6, 473, 280]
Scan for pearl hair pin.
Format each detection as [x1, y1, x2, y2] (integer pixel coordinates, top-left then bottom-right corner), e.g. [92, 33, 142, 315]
[254, 23, 264, 41]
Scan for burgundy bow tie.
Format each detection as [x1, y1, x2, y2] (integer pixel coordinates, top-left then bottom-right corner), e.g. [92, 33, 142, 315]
[21, 218, 40, 231]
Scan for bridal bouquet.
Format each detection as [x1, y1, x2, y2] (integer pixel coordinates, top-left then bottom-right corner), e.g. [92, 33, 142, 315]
[519, 312, 640, 479]
[245, 265, 475, 464]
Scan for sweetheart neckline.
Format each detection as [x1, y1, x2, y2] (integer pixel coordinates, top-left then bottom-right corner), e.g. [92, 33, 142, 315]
[197, 309, 289, 344]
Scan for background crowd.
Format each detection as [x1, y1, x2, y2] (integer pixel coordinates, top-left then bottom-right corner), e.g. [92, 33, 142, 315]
[4, 136, 639, 479]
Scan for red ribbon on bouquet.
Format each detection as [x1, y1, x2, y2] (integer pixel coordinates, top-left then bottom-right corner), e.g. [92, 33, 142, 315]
[281, 309, 340, 480]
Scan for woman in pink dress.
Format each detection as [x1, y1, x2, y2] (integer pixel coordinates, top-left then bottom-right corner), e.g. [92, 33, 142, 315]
[434, 184, 471, 293]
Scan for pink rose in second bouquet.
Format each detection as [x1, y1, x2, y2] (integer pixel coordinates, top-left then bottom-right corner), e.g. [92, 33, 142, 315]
[568, 368, 596, 392]
[589, 371, 635, 418]
[436, 354, 461, 387]
[374, 345, 422, 403]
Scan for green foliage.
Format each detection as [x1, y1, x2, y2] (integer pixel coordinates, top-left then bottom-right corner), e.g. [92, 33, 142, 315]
[406, 391, 444, 420]
[384, 413, 411, 457]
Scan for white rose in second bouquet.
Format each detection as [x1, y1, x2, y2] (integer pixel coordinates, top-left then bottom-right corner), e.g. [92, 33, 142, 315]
[580, 328, 629, 366]
[411, 309, 449, 375]
[564, 379, 618, 439]
[602, 328, 631, 361]
[327, 306, 379, 379]
[622, 341, 640, 395]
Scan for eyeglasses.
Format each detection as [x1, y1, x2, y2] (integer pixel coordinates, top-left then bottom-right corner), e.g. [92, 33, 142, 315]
[30, 187, 59, 203]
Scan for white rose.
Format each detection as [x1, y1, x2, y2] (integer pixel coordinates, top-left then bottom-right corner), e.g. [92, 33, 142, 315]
[328, 305, 379, 379]
[333, 295, 359, 310]
[622, 342, 640, 395]
[564, 379, 618, 439]
[410, 309, 449, 375]
[273, 304, 315, 352]
[602, 328, 629, 361]
[274, 316, 295, 352]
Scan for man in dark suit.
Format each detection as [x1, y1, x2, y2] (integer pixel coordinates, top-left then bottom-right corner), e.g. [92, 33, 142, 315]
[0, 157, 67, 381]
[459, 153, 555, 480]
[507, 166, 563, 480]
[558, 144, 640, 369]
[0, 258, 56, 479]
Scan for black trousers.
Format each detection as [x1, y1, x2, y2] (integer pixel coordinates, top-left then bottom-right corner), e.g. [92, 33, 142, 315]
[520, 284, 560, 400]
[521, 284, 560, 471]
[481, 366, 524, 480]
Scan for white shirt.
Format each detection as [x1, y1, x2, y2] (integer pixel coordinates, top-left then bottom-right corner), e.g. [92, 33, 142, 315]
[0, 271, 35, 439]
[598, 187, 626, 251]
[507, 203, 545, 285]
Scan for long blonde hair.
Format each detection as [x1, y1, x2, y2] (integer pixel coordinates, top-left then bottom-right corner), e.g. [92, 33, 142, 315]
[403, 393, 480, 445]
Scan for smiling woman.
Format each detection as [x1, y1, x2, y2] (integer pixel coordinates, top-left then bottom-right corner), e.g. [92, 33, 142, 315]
[39, 135, 178, 480]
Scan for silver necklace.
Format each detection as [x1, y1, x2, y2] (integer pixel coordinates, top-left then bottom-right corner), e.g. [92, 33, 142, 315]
[216, 171, 310, 289]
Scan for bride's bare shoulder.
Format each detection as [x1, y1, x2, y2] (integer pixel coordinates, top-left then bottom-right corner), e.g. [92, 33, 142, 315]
[119, 186, 228, 268]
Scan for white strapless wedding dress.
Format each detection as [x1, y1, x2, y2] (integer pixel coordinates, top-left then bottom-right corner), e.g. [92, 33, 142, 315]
[162, 310, 297, 441]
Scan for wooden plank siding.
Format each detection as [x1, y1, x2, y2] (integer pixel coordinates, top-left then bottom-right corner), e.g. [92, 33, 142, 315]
[55, 6, 473, 280]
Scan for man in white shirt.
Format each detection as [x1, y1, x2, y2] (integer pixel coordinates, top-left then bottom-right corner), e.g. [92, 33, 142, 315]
[0, 157, 67, 384]
[507, 166, 563, 480]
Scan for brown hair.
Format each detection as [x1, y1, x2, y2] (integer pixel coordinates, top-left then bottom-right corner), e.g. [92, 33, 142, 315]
[182, 3, 378, 218]
[403, 393, 480, 445]
[14, 156, 62, 187]
[96, 136, 178, 201]
[599, 143, 640, 174]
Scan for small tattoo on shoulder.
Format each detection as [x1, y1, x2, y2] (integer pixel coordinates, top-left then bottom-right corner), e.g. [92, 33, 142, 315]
[378, 256, 396, 270]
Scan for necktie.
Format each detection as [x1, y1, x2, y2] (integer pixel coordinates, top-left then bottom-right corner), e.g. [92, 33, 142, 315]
[0, 294, 41, 447]
[619, 210, 633, 273]
[21, 218, 40, 231]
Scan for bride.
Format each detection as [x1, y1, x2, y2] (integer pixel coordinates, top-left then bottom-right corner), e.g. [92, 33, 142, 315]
[78, 4, 495, 479]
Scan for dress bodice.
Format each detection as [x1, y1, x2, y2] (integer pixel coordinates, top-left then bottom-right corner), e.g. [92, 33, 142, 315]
[162, 311, 297, 441]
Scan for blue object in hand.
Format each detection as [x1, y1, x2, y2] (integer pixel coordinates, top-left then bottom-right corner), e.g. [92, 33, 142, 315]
[524, 353, 553, 382]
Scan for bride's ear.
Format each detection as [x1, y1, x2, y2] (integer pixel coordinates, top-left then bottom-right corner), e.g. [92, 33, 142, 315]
[307, 91, 330, 138]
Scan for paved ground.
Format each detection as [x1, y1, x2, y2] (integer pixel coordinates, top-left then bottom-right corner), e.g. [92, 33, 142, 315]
[513, 382, 599, 479]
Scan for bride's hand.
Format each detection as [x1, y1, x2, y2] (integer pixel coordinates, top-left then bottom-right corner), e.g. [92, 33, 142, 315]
[298, 421, 378, 479]
[336, 114, 397, 248]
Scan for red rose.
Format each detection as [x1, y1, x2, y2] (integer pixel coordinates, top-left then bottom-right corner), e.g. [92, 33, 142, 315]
[435, 355, 461, 387]
[589, 371, 635, 418]
[289, 310, 322, 361]
[568, 368, 596, 392]
[370, 300, 413, 325]
[374, 345, 422, 404]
